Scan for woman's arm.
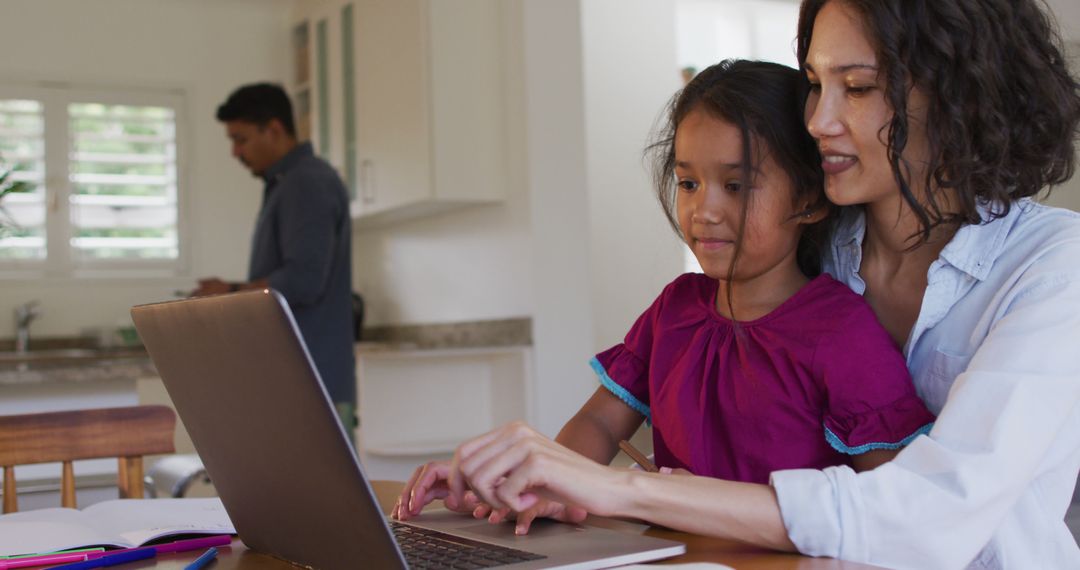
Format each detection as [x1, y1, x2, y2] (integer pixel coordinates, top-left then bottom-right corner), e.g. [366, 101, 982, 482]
[447, 421, 797, 551]
[394, 386, 642, 520]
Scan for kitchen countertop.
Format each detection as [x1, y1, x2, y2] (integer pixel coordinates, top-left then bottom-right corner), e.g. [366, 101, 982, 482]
[0, 348, 155, 386]
[1, 316, 533, 386]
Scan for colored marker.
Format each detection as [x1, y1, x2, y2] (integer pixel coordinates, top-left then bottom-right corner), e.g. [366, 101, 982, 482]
[83, 535, 233, 560]
[183, 547, 218, 570]
[0, 547, 104, 560]
[0, 552, 90, 569]
[49, 547, 155, 569]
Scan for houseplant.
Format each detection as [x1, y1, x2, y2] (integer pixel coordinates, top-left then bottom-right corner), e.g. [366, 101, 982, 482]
[0, 161, 28, 236]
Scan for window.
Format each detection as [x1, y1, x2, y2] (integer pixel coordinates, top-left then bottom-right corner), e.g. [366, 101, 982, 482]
[0, 100, 46, 261]
[0, 84, 184, 277]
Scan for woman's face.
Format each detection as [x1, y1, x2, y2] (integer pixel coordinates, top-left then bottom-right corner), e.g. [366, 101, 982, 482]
[674, 107, 807, 283]
[803, 0, 929, 206]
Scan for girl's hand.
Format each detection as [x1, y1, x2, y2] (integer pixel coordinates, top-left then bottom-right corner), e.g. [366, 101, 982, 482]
[476, 499, 588, 535]
[392, 460, 483, 520]
[447, 421, 630, 518]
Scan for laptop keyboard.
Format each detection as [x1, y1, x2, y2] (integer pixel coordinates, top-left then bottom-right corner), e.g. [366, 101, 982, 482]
[390, 521, 547, 569]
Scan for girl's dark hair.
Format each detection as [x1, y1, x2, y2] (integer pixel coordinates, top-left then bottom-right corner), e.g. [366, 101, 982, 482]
[797, 0, 1080, 240]
[648, 59, 830, 284]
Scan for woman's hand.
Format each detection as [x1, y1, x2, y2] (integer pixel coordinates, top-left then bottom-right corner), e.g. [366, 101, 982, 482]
[392, 460, 483, 520]
[447, 421, 632, 518]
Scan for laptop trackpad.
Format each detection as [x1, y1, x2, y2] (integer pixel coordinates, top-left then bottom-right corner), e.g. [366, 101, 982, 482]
[458, 519, 585, 540]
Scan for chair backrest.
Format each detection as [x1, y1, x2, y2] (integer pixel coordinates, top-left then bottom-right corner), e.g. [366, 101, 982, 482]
[0, 405, 176, 513]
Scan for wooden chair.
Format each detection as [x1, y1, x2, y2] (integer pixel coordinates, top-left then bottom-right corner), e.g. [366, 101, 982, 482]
[0, 405, 176, 513]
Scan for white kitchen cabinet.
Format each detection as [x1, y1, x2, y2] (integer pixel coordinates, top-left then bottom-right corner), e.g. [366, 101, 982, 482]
[293, 0, 507, 227]
[355, 346, 531, 481]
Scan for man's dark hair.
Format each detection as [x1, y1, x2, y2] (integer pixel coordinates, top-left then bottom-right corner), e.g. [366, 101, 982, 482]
[215, 83, 297, 138]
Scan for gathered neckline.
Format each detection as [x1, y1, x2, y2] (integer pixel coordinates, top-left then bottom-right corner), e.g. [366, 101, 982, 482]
[705, 273, 833, 327]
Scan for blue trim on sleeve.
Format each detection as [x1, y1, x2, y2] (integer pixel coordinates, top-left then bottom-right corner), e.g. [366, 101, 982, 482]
[589, 357, 652, 425]
[824, 421, 934, 455]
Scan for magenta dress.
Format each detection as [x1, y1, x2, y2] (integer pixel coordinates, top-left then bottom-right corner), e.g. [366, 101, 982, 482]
[593, 273, 935, 484]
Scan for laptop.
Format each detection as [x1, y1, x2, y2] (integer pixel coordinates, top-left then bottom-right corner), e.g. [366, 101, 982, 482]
[131, 289, 685, 570]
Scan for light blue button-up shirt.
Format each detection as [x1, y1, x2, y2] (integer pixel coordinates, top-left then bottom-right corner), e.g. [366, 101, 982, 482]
[771, 199, 1080, 569]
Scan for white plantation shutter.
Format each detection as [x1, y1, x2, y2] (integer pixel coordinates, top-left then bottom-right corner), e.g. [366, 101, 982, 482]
[0, 85, 185, 276]
[68, 103, 178, 261]
[0, 99, 46, 260]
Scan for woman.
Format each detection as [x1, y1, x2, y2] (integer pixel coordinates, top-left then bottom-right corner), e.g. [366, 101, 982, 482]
[404, 1, 1080, 567]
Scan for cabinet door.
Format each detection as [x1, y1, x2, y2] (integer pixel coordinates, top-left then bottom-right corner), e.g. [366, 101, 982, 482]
[350, 0, 433, 218]
[310, 4, 344, 175]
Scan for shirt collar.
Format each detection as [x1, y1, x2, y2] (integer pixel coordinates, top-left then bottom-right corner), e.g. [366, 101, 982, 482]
[833, 206, 865, 248]
[937, 199, 1027, 281]
[262, 142, 313, 185]
[834, 199, 1028, 282]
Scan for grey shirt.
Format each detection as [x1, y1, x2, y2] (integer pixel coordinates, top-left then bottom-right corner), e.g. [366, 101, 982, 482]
[249, 142, 355, 405]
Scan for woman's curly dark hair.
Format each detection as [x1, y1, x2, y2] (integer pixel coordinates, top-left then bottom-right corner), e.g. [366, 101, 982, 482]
[797, 0, 1080, 240]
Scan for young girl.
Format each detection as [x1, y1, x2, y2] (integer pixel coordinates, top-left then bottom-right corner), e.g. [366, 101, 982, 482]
[395, 59, 934, 531]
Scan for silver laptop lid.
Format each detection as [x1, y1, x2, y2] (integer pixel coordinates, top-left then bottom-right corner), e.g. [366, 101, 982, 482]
[133, 289, 406, 570]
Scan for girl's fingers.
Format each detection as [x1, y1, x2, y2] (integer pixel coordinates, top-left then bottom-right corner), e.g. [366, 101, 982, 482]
[563, 505, 588, 524]
[514, 507, 540, 535]
[473, 503, 492, 519]
[409, 462, 450, 514]
[397, 464, 427, 518]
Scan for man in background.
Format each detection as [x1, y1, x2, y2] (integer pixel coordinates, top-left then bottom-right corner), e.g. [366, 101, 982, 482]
[194, 83, 356, 438]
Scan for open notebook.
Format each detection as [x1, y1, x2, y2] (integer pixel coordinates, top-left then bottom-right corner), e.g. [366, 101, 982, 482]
[0, 498, 233, 557]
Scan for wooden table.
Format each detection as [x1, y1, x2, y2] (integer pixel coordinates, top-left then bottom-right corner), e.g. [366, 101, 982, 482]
[135, 481, 881, 569]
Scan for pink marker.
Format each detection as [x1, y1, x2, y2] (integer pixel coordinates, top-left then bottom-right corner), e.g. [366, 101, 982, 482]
[0, 552, 89, 569]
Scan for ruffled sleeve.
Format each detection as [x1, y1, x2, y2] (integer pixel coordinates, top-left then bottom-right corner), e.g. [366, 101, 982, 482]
[818, 301, 936, 454]
[592, 348, 650, 422]
[591, 277, 686, 423]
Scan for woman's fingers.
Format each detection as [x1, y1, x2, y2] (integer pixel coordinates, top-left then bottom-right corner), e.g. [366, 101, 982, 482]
[448, 423, 525, 505]
[452, 422, 543, 508]
[464, 432, 551, 509]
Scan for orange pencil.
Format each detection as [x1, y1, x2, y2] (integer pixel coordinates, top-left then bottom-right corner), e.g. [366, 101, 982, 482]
[618, 440, 659, 472]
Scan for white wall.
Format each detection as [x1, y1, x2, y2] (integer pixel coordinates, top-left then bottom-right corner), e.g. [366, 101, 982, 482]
[352, 0, 687, 435]
[0, 0, 292, 339]
[1042, 39, 1080, 214]
[581, 0, 684, 349]
[351, 0, 600, 435]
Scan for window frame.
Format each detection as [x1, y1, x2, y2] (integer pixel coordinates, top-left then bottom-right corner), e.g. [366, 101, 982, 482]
[0, 81, 190, 280]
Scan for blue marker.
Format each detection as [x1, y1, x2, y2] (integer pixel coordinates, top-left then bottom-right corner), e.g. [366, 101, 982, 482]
[184, 547, 219, 570]
[49, 547, 155, 569]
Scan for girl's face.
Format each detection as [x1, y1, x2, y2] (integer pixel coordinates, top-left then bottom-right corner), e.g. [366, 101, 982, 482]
[675, 107, 808, 283]
[803, 0, 929, 206]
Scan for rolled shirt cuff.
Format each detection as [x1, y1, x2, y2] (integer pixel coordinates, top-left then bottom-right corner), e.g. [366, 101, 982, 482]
[769, 465, 867, 562]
